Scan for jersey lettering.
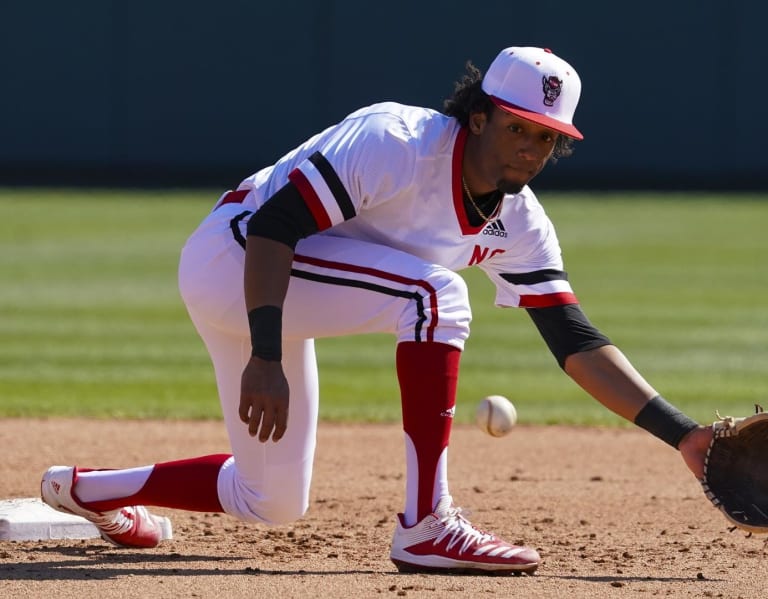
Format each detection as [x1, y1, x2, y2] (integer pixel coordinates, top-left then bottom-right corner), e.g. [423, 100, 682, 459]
[468, 245, 506, 266]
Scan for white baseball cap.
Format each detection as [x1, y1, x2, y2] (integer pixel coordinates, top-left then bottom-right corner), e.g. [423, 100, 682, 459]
[482, 46, 583, 140]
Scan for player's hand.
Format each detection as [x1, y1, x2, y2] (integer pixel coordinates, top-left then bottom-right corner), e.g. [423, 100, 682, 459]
[678, 425, 713, 480]
[239, 356, 289, 442]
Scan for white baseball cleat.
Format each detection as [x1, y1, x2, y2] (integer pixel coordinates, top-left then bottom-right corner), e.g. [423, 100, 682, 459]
[390, 495, 540, 575]
[41, 465, 164, 548]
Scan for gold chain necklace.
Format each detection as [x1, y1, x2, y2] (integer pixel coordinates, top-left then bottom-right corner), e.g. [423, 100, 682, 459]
[462, 177, 496, 223]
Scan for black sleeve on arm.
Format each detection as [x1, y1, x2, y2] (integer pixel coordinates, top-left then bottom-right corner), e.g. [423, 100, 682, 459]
[525, 304, 612, 369]
[246, 181, 319, 249]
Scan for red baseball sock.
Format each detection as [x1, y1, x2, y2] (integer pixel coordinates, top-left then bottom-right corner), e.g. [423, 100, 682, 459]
[397, 341, 460, 524]
[83, 454, 230, 513]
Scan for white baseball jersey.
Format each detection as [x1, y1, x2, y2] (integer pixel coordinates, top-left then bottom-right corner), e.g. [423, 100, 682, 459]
[235, 101, 577, 310]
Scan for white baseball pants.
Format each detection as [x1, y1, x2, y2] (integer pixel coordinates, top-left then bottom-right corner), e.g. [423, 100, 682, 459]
[178, 202, 471, 524]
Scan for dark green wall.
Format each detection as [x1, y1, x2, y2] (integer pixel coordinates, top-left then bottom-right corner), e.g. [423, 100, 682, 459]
[3, 1, 766, 189]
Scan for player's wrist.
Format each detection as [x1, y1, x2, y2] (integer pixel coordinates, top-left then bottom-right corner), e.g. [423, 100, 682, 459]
[677, 425, 711, 479]
[247, 305, 283, 361]
[633, 395, 700, 449]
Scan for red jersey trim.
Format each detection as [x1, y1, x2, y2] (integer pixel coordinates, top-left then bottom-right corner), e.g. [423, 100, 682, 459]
[288, 168, 333, 231]
[452, 128, 487, 236]
[519, 292, 579, 308]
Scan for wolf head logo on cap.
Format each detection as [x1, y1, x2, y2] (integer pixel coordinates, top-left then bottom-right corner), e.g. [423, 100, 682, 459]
[541, 75, 563, 107]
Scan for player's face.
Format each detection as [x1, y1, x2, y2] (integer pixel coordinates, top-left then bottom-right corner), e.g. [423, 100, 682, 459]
[468, 108, 558, 194]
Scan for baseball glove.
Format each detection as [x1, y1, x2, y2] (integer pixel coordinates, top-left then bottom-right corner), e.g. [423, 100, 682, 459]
[700, 404, 768, 533]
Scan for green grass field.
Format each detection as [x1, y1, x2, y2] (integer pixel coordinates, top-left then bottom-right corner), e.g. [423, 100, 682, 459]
[1, 189, 766, 426]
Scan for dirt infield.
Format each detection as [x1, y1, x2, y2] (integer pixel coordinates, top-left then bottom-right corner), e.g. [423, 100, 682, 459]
[1, 418, 765, 598]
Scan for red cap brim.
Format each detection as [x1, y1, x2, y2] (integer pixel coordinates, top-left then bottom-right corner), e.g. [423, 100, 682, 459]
[490, 96, 584, 140]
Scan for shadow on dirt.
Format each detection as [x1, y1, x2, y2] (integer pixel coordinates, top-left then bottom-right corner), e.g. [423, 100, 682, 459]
[546, 574, 725, 584]
[0, 546, 381, 581]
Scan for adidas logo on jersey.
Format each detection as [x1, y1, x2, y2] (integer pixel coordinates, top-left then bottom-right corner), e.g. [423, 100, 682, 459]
[481, 220, 507, 238]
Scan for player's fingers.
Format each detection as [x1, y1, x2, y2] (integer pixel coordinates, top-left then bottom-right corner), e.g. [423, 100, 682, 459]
[257, 407, 275, 443]
[238, 397, 251, 424]
[272, 403, 288, 442]
[249, 408, 265, 438]
[240, 398, 262, 436]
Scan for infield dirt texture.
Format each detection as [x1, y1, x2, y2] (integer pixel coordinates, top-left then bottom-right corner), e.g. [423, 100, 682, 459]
[1, 419, 766, 598]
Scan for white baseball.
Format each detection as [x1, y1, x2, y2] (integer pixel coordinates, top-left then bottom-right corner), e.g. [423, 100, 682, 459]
[475, 395, 517, 437]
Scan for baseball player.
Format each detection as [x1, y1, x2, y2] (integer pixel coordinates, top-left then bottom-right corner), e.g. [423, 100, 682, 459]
[41, 46, 714, 575]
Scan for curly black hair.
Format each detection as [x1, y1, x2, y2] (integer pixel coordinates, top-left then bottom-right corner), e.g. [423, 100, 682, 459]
[442, 61, 575, 162]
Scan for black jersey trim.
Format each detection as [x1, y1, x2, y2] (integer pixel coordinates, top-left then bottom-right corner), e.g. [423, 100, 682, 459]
[501, 269, 569, 285]
[230, 210, 252, 249]
[308, 152, 356, 220]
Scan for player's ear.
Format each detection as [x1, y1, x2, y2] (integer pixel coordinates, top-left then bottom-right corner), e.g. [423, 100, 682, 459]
[468, 111, 487, 135]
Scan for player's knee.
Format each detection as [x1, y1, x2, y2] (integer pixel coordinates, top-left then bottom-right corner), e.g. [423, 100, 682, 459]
[218, 459, 311, 525]
[228, 487, 309, 526]
[400, 267, 471, 346]
[248, 496, 308, 526]
[439, 269, 470, 309]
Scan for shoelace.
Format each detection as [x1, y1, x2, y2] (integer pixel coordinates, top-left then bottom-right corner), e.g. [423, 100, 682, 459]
[433, 506, 495, 555]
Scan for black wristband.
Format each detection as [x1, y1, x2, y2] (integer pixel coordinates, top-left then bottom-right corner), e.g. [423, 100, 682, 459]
[247, 306, 282, 361]
[633, 395, 699, 448]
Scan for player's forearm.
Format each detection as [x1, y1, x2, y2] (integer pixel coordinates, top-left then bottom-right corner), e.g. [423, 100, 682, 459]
[563, 345, 657, 421]
[566, 345, 702, 451]
[244, 236, 295, 310]
[243, 236, 295, 361]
